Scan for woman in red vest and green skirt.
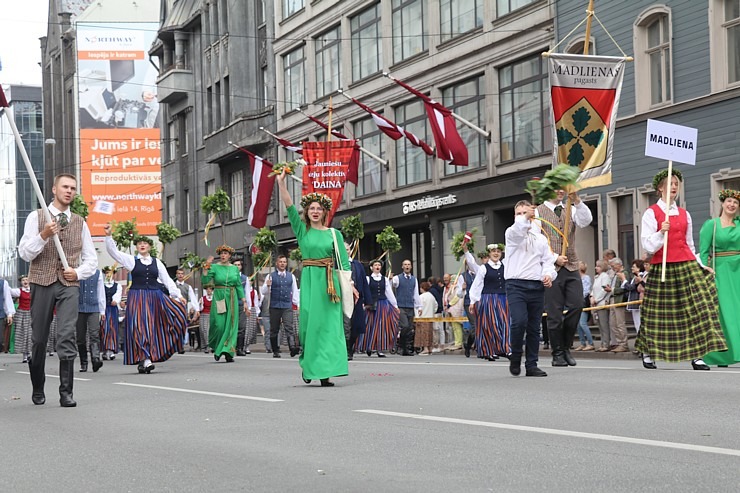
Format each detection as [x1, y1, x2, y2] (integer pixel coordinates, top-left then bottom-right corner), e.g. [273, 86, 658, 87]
[635, 169, 726, 369]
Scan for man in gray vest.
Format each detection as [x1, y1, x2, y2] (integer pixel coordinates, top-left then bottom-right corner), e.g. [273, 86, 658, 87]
[261, 255, 299, 358]
[391, 259, 422, 356]
[18, 174, 97, 407]
[0, 277, 15, 353]
[76, 269, 105, 372]
[536, 189, 593, 367]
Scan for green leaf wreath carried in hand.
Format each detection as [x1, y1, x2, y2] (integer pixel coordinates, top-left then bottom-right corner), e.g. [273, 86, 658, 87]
[524, 163, 580, 205]
[111, 219, 138, 250]
[156, 222, 181, 259]
[268, 160, 300, 177]
[376, 225, 401, 275]
[340, 214, 364, 259]
[451, 228, 477, 261]
[70, 195, 89, 219]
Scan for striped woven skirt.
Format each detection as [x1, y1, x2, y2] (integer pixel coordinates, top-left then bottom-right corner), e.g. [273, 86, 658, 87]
[101, 305, 119, 352]
[246, 308, 259, 345]
[475, 293, 510, 357]
[199, 314, 211, 349]
[13, 309, 32, 354]
[358, 300, 400, 352]
[635, 262, 727, 362]
[123, 288, 188, 365]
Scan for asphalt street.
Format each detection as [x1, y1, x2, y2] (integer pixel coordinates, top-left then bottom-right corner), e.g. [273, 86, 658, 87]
[1, 350, 739, 493]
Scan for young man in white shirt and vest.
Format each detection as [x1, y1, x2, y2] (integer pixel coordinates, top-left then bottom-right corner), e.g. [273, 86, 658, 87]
[391, 259, 423, 356]
[18, 174, 98, 407]
[535, 189, 593, 367]
[261, 255, 299, 357]
[76, 269, 105, 372]
[506, 200, 558, 377]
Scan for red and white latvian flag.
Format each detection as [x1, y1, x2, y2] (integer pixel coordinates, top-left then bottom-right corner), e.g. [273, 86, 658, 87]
[548, 53, 626, 188]
[235, 146, 276, 228]
[275, 135, 303, 154]
[390, 76, 468, 166]
[0, 85, 9, 108]
[346, 95, 434, 157]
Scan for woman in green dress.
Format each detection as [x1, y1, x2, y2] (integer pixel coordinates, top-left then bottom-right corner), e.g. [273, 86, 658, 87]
[202, 245, 247, 363]
[277, 171, 351, 387]
[700, 189, 740, 367]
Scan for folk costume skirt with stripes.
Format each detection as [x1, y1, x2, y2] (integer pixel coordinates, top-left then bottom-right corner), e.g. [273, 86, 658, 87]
[246, 308, 259, 345]
[13, 309, 32, 354]
[635, 262, 727, 362]
[475, 293, 510, 357]
[199, 314, 211, 350]
[357, 300, 400, 352]
[101, 305, 119, 353]
[123, 289, 188, 365]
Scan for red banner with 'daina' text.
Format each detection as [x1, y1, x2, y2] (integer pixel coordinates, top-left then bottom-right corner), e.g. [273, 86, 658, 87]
[301, 140, 357, 226]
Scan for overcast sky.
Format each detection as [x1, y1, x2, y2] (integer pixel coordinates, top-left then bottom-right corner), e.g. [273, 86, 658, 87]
[1, 0, 49, 87]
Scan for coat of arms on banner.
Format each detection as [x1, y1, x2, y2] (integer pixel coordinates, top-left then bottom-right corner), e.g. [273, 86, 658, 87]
[548, 53, 626, 189]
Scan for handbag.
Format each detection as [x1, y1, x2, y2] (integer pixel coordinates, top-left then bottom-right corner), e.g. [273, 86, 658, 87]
[331, 228, 355, 319]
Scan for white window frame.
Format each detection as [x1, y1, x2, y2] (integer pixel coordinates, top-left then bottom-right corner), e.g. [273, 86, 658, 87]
[440, 0, 483, 42]
[565, 36, 596, 55]
[350, 4, 382, 82]
[633, 6, 673, 112]
[283, 0, 304, 19]
[710, 167, 740, 215]
[167, 194, 176, 227]
[230, 170, 244, 220]
[709, 0, 740, 92]
[315, 26, 342, 99]
[282, 45, 306, 114]
[392, 0, 427, 63]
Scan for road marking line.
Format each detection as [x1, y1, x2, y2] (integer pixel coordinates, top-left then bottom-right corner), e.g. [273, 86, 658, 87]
[113, 382, 283, 402]
[16, 371, 91, 381]
[355, 409, 740, 458]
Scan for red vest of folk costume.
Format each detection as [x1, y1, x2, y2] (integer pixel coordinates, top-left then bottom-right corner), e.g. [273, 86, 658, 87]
[202, 296, 212, 314]
[18, 289, 31, 311]
[649, 204, 696, 264]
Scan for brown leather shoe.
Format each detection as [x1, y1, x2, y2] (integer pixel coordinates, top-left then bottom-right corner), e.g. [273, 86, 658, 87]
[611, 346, 629, 353]
[595, 346, 610, 352]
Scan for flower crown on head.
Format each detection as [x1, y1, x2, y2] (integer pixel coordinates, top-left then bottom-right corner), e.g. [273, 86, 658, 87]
[718, 189, 740, 202]
[216, 244, 235, 255]
[133, 235, 153, 246]
[487, 243, 505, 252]
[300, 192, 332, 211]
[652, 168, 683, 191]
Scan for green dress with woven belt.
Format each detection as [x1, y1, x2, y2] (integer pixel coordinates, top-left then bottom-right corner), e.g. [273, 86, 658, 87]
[201, 263, 245, 358]
[700, 217, 740, 366]
[288, 205, 351, 380]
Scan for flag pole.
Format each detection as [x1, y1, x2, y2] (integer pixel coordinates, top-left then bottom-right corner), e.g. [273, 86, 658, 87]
[0, 104, 69, 269]
[583, 0, 595, 55]
[660, 160, 672, 283]
[383, 73, 490, 139]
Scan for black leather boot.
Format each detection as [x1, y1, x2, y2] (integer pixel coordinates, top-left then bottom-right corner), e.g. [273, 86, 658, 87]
[90, 342, 103, 372]
[563, 348, 577, 366]
[78, 344, 88, 372]
[549, 329, 568, 367]
[59, 359, 77, 407]
[28, 357, 46, 405]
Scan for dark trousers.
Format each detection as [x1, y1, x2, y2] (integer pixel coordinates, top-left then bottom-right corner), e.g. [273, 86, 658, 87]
[0, 317, 6, 352]
[398, 307, 416, 353]
[29, 282, 79, 375]
[507, 279, 545, 369]
[269, 307, 295, 353]
[463, 304, 476, 347]
[76, 312, 101, 359]
[237, 310, 248, 352]
[543, 268, 582, 353]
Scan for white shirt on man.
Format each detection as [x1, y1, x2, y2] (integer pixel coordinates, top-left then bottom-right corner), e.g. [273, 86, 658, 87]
[504, 215, 558, 282]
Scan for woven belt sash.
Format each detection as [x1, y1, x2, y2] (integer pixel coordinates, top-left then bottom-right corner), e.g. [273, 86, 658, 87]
[302, 257, 340, 302]
[712, 251, 740, 258]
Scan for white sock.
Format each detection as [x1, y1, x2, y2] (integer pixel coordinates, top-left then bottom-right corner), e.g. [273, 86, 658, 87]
[144, 358, 153, 367]
[643, 354, 654, 364]
[693, 358, 706, 365]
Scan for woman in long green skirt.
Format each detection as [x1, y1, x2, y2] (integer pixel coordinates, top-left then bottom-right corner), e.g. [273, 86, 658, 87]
[277, 171, 351, 387]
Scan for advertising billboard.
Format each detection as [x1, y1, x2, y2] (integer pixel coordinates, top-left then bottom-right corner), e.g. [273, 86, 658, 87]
[77, 22, 161, 235]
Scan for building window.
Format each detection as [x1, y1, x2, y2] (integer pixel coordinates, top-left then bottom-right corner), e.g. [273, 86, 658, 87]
[167, 194, 176, 226]
[353, 117, 386, 197]
[206, 87, 213, 134]
[223, 76, 231, 124]
[395, 100, 431, 187]
[497, 0, 535, 16]
[168, 121, 177, 161]
[712, 0, 740, 89]
[442, 216, 486, 275]
[565, 37, 596, 55]
[283, 45, 305, 113]
[184, 189, 192, 231]
[616, 194, 635, 261]
[315, 27, 341, 98]
[230, 170, 244, 220]
[214, 81, 222, 129]
[634, 7, 672, 111]
[392, 0, 426, 63]
[442, 76, 486, 175]
[440, 0, 482, 42]
[351, 4, 382, 82]
[287, 169, 303, 212]
[220, 0, 228, 33]
[284, 0, 304, 18]
[499, 55, 550, 161]
[211, 0, 220, 38]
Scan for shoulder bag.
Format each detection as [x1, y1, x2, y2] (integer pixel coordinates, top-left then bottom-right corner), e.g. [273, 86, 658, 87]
[331, 228, 355, 318]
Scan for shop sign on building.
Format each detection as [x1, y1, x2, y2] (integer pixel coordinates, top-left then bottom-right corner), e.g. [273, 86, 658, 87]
[402, 194, 457, 215]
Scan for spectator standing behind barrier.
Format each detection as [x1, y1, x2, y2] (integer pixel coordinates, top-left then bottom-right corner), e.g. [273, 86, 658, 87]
[575, 261, 594, 351]
[590, 260, 612, 352]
